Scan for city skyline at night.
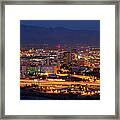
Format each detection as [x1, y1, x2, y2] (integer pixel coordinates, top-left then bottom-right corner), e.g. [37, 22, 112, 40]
[20, 20, 100, 100]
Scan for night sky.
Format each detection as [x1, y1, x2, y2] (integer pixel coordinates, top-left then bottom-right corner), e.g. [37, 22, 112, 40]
[20, 20, 100, 48]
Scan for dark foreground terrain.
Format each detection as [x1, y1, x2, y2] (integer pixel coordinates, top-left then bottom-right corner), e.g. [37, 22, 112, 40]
[20, 87, 100, 100]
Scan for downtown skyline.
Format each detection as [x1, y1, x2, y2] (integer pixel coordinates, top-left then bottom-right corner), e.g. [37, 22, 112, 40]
[20, 20, 100, 100]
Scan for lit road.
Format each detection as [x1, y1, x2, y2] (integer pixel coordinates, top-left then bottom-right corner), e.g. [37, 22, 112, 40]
[20, 79, 100, 87]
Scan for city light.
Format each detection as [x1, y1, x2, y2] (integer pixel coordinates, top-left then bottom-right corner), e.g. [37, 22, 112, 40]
[20, 20, 100, 100]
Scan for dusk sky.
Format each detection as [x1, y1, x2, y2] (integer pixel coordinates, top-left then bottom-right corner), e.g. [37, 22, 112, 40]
[20, 20, 100, 31]
[20, 20, 100, 47]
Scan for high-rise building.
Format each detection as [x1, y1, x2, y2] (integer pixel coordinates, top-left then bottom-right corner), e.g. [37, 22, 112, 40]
[20, 65, 27, 78]
[63, 52, 72, 64]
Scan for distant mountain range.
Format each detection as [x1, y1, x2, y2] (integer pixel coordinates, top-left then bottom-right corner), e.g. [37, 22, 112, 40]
[20, 25, 100, 48]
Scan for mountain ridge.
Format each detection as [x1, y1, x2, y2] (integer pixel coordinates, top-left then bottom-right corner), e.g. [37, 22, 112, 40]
[20, 25, 100, 48]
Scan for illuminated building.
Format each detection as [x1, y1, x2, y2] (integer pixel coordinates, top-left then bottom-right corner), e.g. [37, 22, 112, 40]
[20, 65, 27, 78]
[63, 52, 72, 64]
[53, 65, 60, 74]
[40, 66, 54, 74]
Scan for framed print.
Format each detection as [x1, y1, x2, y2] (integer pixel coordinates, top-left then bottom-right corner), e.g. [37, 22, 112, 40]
[0, 0, 119, 119]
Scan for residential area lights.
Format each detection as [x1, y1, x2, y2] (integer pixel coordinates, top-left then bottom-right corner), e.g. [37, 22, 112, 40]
[20, 45, 100, 99]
